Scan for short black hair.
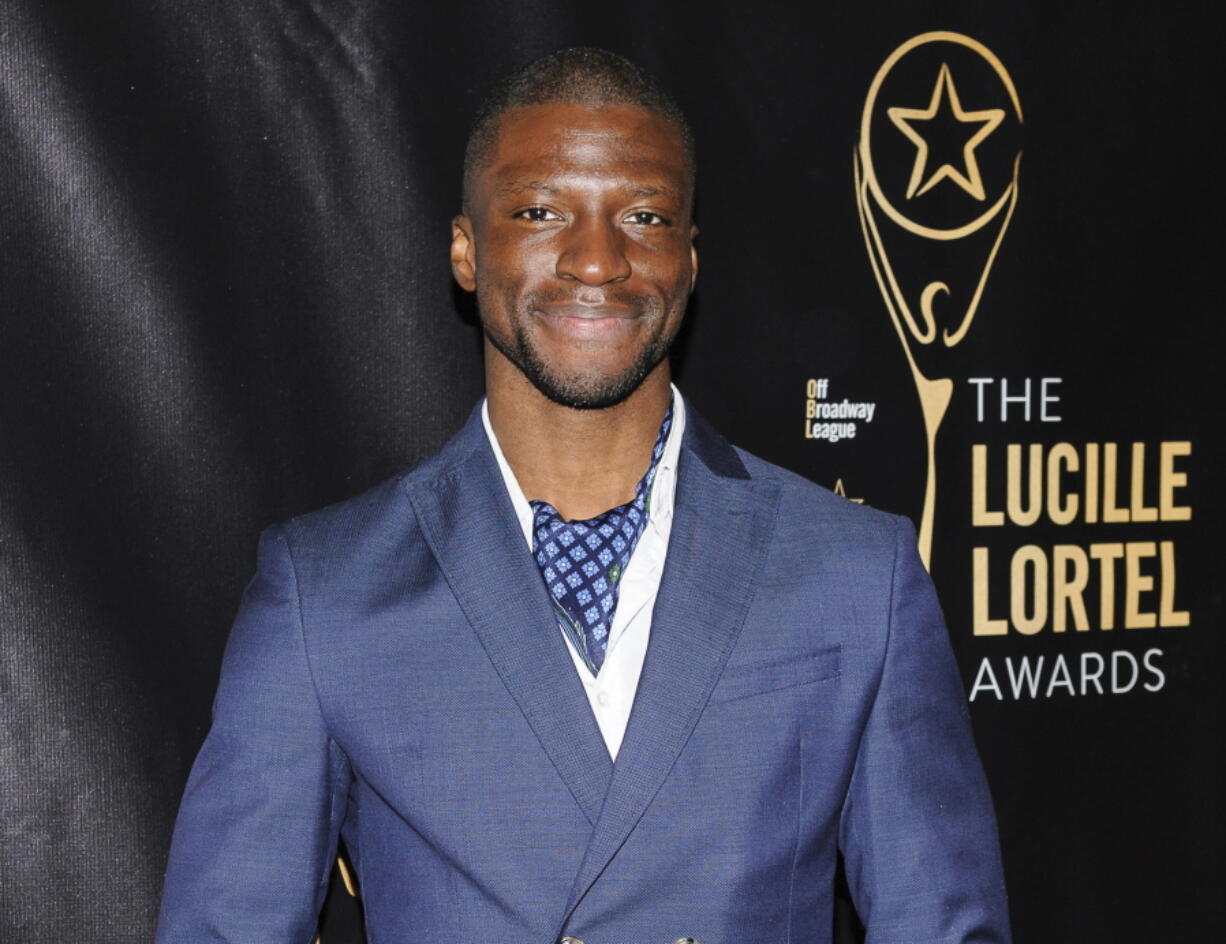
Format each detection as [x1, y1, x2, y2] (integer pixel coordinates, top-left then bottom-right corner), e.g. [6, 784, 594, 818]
[462, 47, 695, 213]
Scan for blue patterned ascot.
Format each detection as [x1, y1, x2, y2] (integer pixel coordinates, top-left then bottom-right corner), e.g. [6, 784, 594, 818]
[529, 400, 674, 675]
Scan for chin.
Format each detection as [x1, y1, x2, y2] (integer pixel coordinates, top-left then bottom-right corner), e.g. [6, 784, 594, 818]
[522, 350, 667, 409]
[487, 314, 673, 410]
[529, 371, 647, 410]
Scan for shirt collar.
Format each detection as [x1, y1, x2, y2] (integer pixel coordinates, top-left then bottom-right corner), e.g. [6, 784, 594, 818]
[482, 385, 687, 548]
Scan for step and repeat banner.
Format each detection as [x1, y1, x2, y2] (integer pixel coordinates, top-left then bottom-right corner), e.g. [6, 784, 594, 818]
[2, 1, 1221, 941]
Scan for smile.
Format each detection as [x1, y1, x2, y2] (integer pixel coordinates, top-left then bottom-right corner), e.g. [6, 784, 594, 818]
[534, 305, 642, 339]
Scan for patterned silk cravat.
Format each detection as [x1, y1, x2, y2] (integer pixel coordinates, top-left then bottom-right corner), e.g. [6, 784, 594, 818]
[529, 400, 674, 675]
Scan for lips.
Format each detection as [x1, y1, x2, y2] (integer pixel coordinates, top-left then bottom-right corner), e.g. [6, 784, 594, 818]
[534, 303, 641, 339]
[538, 303, 637, 320]
[520, 285, 661, 341]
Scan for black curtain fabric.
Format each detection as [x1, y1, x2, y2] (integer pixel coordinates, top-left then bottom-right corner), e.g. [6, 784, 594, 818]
[2, 2, 1222, 941]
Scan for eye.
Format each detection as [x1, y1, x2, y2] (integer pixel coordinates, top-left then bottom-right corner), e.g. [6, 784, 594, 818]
[624, 210, 670, 226]
[514, 206, 562, 222]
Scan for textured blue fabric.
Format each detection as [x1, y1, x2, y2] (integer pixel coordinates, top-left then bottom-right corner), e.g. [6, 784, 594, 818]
[529, 400, 673, 673]
[156, 403, 1011, 944]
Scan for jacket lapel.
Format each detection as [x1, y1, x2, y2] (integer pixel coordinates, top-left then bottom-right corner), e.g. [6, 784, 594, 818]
[404, 407, 614, 826]
[561, 411, 782, 922]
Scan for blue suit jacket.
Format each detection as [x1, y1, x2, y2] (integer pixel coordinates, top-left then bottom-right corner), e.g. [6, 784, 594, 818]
[157, 405, 1009, 943]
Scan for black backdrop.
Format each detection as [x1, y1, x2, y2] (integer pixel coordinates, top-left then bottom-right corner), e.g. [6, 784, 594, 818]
[2, 1, 1222, 941]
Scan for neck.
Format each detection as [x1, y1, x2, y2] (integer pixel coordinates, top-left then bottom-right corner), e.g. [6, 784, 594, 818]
[485, 348, 673, 522]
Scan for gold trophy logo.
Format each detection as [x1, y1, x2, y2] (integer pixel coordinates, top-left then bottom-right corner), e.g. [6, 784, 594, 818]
[854, 31, 1022, 568]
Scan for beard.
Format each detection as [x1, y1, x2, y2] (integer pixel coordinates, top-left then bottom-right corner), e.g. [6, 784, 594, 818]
[481, 286, 681, 410]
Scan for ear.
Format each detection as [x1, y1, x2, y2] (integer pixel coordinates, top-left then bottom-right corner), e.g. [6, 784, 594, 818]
[450, 215, 477, 292]
[688, 223, 699, 293]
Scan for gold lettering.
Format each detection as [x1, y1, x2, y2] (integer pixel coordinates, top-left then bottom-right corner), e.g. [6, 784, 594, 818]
[1010, 544, 1047, 635]
[1046, 443, 1079, 525]
[1085, 443, 1100, 524]
[973, 547, 1007, 635]
[1052, 544, 1090, 632]
[1102, 444, 1129, 522]
[1089, 543, 1124, 630]
[1124, 542, 1157, 629]
[1130, 443, 1158, 522]
[1159, 540, 1190, 627]
[1006, 443, 1042, 526]
[1159, 441, 1192, 521]
[972, 446, 1004, 526]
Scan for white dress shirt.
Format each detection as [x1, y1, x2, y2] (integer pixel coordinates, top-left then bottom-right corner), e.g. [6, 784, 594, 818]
[481, 387, 686, 760]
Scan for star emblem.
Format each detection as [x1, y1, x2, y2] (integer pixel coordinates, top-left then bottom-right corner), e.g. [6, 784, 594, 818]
[887, 62, 1004, 201]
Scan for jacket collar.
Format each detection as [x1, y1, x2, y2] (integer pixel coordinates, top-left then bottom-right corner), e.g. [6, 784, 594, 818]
[403, 399, 780, 923]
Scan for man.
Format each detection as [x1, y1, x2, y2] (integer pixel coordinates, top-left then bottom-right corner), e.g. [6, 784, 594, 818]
[157, 48, 1010, 943]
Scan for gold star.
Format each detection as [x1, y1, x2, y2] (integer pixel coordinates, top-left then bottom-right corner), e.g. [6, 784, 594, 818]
[888, 62, 1004, 201]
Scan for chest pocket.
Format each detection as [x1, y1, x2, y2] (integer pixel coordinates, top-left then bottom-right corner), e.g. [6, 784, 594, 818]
[708, 644, 841, 705]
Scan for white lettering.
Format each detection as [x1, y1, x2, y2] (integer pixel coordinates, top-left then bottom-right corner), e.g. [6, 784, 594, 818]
[969, 658, 1003, 702]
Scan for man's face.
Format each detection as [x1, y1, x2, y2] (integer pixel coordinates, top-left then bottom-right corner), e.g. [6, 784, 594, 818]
[452, 102, 697, 410]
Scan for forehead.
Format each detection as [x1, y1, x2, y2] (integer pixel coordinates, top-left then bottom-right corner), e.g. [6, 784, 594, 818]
[480, 103, 690, 198]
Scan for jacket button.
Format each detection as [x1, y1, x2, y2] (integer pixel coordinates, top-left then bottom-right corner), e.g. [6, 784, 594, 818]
[672, 939, 699, 944]
[558, 938, 585, 944]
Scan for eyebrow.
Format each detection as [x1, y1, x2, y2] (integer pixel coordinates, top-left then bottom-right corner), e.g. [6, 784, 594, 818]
[628, 183, 677, 198]
[496, 179, 558, 196]
[495, 178, 679, 200]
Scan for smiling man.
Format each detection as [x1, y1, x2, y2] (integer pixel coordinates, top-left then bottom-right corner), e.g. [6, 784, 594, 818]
[156, 49, 1010, 943]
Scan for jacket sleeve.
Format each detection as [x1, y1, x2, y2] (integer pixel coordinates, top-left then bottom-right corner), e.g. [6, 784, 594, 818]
[156, 525, 350, 943]
[838, 516, 1011, 943]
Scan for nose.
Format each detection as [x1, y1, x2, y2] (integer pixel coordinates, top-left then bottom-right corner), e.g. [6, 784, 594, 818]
[555, 214, 632, 285]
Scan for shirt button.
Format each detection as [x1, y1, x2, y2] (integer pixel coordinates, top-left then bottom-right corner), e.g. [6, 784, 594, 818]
[596, 690, 611, 707]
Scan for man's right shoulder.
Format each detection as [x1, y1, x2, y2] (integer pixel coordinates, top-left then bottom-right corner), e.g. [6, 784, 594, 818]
[273, 407, 488, 561]
[277, 470, 417, 553]
[270, 419, 485, 566]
